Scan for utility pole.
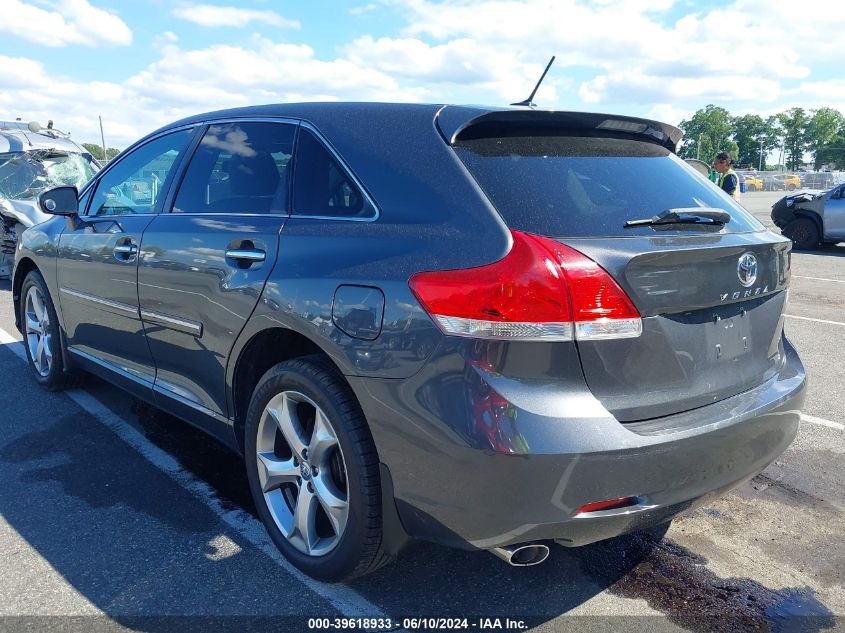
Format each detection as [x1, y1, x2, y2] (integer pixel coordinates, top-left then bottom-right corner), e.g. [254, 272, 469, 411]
[758, 137, 764, 171]
[99, 115, 107, 162]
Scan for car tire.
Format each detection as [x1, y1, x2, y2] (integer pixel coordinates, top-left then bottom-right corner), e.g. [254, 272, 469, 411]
[244, 355, 392, 581]
[787, 184, 796, 191]
[783, 218, 820, 250]
[19, 270, 82, 391]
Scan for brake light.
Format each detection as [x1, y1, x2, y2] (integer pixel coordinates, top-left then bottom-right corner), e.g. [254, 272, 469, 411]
[409, 230, 642, 342]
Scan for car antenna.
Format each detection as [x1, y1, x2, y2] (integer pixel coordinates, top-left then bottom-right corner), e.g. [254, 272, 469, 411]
[510, 56, 555, 108]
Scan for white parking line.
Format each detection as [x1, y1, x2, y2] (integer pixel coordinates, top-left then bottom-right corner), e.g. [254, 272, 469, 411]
[801, 414, 845, 431]
[793, 275, 845, 284]
[785, 314, 845, 327]
[0, 327, 388, 620]
[0, 328, 23, 357]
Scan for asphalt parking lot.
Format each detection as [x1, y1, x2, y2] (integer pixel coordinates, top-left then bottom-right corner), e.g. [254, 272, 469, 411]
[0, 190, 842, 632]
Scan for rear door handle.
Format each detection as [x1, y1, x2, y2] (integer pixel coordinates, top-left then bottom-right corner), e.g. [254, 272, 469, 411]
[225, 248, 266, 263]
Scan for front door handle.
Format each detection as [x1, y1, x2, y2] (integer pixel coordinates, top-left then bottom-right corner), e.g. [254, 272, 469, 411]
[114, 240, 138, 262]
[225, 248, 266, 264]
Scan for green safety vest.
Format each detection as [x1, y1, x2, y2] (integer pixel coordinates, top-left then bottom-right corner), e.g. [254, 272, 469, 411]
[718, 168, 739, 199]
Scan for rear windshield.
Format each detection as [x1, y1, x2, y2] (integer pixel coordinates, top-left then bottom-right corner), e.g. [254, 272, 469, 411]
[453, 136, 764, 237]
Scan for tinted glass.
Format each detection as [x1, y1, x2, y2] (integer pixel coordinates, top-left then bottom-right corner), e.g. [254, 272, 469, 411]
[173, 122, 295, 214]
[454, 136, 764, 237]
[292, 129, 375, 218]
[89, 130, 192, 217]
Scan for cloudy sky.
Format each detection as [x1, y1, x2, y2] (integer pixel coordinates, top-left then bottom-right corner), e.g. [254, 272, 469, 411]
[1, 0, 843, 148]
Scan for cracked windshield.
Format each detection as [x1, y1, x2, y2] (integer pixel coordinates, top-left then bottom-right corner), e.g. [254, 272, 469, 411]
[0, 150, 97, 200]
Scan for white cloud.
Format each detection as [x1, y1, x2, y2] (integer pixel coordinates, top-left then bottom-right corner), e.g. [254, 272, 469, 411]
[4, 0, 845, 147]
[125, 36, 420, 107]
[349, 3, 380, 14]
[646, 104, 693, 128]
[384, 0, 845, 112]
[0, 0, 131, 47]
[579, 72, 782, 106]
[153, 31, 180, 47]
[0, 37, 427, 147]
[344, 35, 566, 104]
[347, 36, 500, 82]
[172, 3, 300, 28]
[0, 55, 49, 89]
[793, 80, 845, 103]
[397, 0, 668, 62]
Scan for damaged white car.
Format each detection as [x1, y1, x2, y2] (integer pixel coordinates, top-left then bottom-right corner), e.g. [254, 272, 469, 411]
[0, 121, 99, 278]
[771, 182, 845, 250]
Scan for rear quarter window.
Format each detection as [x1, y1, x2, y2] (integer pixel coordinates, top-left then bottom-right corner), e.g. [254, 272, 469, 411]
[453, 136, 764, 237]
[292, 129, 376, 219]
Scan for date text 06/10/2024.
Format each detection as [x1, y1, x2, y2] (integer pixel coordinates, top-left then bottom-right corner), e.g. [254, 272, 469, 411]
[307, 617, 528, 630]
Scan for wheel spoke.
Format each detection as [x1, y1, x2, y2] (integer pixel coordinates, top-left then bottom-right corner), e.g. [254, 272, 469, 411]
[256, 451, 299, 493]
[308, 409, 338, 464]
[32, 291, 46, 323]
[292, 485, 319, 554]
[312, 473, 348, 535]
[35, 336, 45, 373]
[268, 395, 307, 456]
[25, 313, 42, 336]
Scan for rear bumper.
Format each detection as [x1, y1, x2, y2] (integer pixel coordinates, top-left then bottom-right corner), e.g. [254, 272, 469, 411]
[349, 337, 805, 550]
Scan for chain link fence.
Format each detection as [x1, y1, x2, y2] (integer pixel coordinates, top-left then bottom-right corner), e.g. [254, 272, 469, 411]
[736, 170, 845, 192]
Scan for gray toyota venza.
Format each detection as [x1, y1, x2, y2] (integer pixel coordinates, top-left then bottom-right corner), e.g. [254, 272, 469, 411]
[13, 104, 805, 581]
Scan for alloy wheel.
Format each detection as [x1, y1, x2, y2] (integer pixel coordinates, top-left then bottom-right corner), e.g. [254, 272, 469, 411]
[24, 286, 52, 377]
[255, 390, 349, 556]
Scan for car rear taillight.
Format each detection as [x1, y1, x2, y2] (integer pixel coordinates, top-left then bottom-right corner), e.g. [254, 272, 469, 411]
[409, 230, 642, 342]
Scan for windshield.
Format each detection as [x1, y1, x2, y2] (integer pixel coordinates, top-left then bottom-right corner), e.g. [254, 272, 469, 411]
[0, 150, 98, 201]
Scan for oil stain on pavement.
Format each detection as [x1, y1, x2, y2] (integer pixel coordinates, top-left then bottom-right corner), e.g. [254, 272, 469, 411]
[582, 531, 837, 633]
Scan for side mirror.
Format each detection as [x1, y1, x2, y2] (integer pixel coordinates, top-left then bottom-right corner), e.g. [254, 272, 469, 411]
[38, 186, 79, 216]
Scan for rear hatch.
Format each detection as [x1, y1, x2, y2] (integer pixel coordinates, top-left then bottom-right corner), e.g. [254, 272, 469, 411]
[448, 114, 791, 422]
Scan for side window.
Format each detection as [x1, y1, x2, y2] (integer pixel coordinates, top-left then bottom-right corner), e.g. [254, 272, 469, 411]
[89, 129, 193, 217]
[292, 129, 376, 219]
[173, 122, 295, 214]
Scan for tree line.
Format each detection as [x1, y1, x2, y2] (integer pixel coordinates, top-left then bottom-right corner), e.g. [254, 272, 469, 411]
[677, 105, 845, 172]
[81, 143, 120, 161]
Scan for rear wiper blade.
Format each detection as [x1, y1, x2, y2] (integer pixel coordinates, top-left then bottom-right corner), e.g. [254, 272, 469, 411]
[624, 208, 731, 228]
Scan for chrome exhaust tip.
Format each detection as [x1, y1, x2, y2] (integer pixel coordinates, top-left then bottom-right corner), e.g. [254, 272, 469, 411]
[490, 543, 550, 566]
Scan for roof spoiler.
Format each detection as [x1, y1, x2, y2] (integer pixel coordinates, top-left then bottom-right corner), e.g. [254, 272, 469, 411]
[437, 107, 682, 152]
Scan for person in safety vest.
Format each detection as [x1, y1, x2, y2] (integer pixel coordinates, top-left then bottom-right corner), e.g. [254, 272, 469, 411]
[712, 151, 739, 200]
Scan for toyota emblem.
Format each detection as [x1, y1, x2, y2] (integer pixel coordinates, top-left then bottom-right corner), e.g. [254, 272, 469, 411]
[737, 253, 758, 288]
